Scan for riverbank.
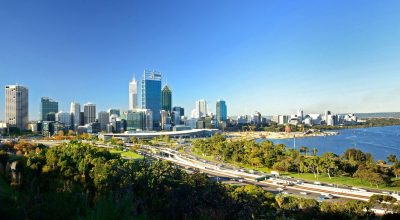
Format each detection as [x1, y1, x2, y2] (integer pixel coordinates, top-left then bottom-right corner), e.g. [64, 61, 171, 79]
[225, 131, 338, 140]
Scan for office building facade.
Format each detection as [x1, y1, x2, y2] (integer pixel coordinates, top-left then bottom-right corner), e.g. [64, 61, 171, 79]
[98, 111, 110, 131]
[83, 103, 96, 124]
[196, 99, 207, 118]
[5, 85, 29, 129]
[70, 102, 80, 130]
[216, 100, 227, 123]
[129, 76, 138, 110]
[40, 97, 58, 121]
[141, 70, 161, 129]
[161, 85, 172, 112]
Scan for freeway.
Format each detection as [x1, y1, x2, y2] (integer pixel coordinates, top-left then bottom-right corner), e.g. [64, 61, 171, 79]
[141, 146, 400, 203]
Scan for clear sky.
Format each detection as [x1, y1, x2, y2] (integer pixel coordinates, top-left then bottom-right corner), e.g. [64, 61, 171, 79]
[1, 0, 400, 120]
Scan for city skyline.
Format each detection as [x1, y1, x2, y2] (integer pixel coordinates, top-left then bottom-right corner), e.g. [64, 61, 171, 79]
[1, 1, 400, 120]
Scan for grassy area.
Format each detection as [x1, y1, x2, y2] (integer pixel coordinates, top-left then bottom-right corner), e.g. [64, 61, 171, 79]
[109, 150, 143, 160]
[282, 172, 400, 192]
[190, 149, 215, 161]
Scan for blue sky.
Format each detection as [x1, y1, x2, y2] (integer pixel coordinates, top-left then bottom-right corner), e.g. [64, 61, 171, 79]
[1, 0, 400, 120]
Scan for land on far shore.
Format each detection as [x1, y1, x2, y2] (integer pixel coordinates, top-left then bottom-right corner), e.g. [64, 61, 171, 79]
[225, 130, 338, 140]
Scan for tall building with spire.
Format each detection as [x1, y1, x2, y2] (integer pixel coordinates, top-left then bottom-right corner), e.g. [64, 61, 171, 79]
[161, 84, 172, 113]
[129, 76, 138, 110]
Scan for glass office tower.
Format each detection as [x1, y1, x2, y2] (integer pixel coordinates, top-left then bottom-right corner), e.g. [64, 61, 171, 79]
[141, 70, 162, 130]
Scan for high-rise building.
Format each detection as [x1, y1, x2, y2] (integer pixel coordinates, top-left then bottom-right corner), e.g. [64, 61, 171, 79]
[129, 76, 138, 110]
[253, 111, 261, 125]
[98, 111, 110, 131]
[141, 70, 161, 129]
[40, 97, 58, 121]
[79, 112, 85, 126]
[161, 85, 172, 112]
[5, 85, 29, 129]
[172, 106, 184, 117]
[108, 108, 120, 117]
[121, 109, 152, 131]
[70, 102, 81, 130]
[83, 103, 96, 124]
[216, 100, 227, 123]
[196, 99, 207, 118]
[297, 109, 304, 122]
[172, 106, 184, 125]
[55, 111, 71, 128]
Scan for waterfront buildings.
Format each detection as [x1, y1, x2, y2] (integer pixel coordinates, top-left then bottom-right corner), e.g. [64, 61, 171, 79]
[141, 70, 162, 129]
[70, 102, 81, 130]
[129, 76, 138, 110]
[5, 85, 29, 130]
[161, 85, 172, 113]
[83, 103, 96, 124]
[40, 97, 58, 121]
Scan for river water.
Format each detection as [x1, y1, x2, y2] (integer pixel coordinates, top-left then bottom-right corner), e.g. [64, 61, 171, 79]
[266, 126, 400, 161]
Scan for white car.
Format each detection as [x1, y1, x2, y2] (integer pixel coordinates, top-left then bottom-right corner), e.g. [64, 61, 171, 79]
[300, 192, 308, 195]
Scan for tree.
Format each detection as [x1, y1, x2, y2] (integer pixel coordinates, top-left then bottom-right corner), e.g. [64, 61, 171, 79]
[311, 147, 318, 156]
[387, 154, 397, 164]
[320, 152, 338, 179]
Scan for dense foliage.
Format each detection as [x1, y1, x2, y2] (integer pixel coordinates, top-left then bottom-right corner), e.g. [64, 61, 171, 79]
[0, 141, 399, 219]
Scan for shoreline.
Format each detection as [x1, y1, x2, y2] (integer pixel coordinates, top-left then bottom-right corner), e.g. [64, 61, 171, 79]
[225, 131, 339, 140]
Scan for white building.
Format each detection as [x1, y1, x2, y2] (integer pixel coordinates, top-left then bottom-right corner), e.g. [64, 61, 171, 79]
[196, 99, 207, 118]
[5, 85, 29, 130]
[128, 76, 138, 110]
[70, 102, 81, 130]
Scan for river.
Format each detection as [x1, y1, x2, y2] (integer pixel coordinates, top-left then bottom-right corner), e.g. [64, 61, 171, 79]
[266, 126, 400, 161]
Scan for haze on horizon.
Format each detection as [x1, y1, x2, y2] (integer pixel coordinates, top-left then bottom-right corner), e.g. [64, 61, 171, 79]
[1, 0, 400, 120]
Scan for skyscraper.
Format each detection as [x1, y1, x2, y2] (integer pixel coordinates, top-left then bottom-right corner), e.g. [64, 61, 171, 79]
[196, 99, 207, 118]
[5, 85, 29, 129]
[172, 106, 184, 125]
[55, 111, 71, 128]
[40, 97, 58, 121]
[161, 85, 172, 112]
[70, 102, 81, 130]
[129, 76, 138, 110]
[98, 111, 110, 131]
[108, 109, 120, 117]
[172, 106, 184, 117]
[141, 70, 162, 129]
[83, 103, 96, 124]
[216, 100, 227, 123]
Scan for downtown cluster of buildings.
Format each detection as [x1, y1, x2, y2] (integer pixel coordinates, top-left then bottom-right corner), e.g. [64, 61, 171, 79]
[1, 70, 228, 136]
